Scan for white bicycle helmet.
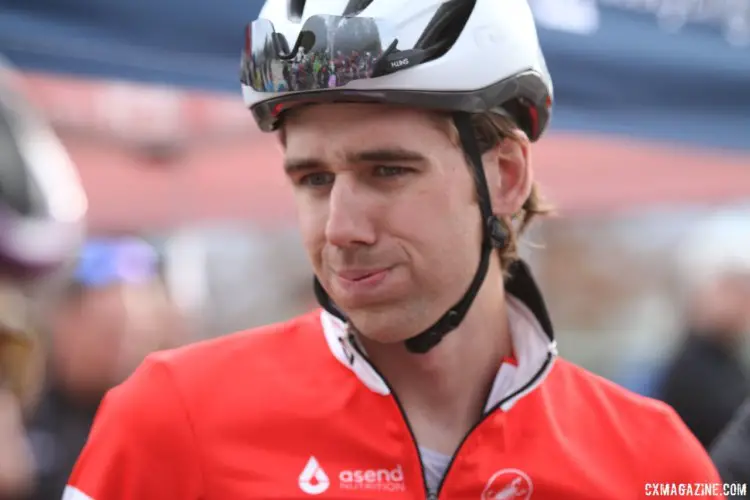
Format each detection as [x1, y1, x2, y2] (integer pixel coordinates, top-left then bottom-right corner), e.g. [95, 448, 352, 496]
[241, 0, 553, 141]
[240, 0, 554, 354]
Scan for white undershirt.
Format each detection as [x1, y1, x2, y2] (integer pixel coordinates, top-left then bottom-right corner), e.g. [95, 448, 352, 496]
[419, 446, 452, 494]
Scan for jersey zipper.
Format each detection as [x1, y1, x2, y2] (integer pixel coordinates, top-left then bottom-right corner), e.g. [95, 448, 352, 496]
[435, 352, 554, 498]
[349, 341, 433, 499]
[349, 340, 554, 500]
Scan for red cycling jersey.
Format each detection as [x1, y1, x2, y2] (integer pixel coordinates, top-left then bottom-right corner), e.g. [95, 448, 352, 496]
[64, 264, 722, 500]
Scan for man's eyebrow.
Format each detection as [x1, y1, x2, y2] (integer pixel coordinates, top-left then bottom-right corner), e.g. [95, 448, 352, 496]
[346, 147, 428, 164]
[283, 148, 427, 174]
[283, 157, 325, 175]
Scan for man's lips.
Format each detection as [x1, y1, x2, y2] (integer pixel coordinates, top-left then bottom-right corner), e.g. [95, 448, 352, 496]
[335, 268, 390, 282]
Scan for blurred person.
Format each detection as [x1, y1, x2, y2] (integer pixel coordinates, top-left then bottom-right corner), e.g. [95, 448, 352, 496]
[65, 1, 722, 499]
[656, 211, 750, 449]
[0, 56, 87, 498]
[711, 396, 750, 497]
[25, 237, 188, 500]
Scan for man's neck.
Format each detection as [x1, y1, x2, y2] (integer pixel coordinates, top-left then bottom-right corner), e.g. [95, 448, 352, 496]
[358, 274, 512, 455]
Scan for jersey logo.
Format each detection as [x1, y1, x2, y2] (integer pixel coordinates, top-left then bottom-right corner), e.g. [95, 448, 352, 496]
[299, 456, 330, 495]
[481, 468, 533, 499]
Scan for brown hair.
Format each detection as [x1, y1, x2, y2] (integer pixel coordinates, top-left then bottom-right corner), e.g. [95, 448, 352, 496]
[0, 286, 49, 413]
[0, 330, 44, 412]
[441, 112, 553, 272]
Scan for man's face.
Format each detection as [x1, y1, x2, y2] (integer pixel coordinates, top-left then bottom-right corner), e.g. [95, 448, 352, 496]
[283, 104, 485, 343]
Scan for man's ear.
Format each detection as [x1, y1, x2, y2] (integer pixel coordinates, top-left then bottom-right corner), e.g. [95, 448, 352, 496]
[483, 130, 532, 216]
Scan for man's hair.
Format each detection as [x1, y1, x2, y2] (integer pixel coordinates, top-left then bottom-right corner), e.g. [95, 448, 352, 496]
[442, 112, 553, 272]
[0, 329, 43, 412]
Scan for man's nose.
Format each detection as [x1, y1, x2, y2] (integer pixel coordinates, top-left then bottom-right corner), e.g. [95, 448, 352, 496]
[324, 180, 376, 248]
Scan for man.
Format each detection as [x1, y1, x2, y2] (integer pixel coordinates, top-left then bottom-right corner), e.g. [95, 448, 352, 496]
[656, 210, 750, 449]
[26, 237, 186, 500]
[0, 56, 87, 498]
[65, 1, 722, 499]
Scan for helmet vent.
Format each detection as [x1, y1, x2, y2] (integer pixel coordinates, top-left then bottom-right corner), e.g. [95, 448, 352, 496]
[414, 0, 476, 62]
[287, 0, 306, 22]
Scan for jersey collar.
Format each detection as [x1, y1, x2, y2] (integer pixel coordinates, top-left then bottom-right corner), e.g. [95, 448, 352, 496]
[320, 260, 558, 411]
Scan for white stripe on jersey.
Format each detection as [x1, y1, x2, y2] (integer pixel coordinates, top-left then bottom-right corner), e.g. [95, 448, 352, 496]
[62, 486, 94, 500]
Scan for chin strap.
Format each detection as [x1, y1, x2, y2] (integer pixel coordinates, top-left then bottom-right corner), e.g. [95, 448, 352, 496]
[313, 111, 508, 354]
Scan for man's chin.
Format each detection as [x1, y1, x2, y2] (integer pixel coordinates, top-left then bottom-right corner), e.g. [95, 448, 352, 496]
[345, 312, 415, 346]
[357, 330, 412, 346]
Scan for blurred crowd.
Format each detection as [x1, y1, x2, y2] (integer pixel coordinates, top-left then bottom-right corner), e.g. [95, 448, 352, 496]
[0, 237, 178, 498]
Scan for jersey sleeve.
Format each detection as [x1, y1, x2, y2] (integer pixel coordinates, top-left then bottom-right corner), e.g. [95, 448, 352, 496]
[647, 403, 726, 499]
[63, 356, 203, 500]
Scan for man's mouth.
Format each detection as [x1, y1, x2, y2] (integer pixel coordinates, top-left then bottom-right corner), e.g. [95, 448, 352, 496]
[335, 268, 390, 284]
[337, 268, 388, 281]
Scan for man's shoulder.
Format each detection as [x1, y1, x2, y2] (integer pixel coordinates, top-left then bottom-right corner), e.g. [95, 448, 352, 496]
[154, 308, 327, 376]
[550, 358, 676, 422]
[68, 309, 347, 483]
[545, 359, 720, 482]
[111, 309, 334, 415]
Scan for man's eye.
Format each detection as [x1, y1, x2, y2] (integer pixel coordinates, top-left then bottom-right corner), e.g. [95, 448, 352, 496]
[374, 166, 410, 177]
[299, 172, 334, 186]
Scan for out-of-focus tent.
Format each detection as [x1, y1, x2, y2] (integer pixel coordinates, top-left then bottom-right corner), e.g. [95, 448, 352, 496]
[1, 0, 748, 231]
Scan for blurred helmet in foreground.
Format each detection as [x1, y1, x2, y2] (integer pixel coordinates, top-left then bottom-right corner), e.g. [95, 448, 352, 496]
[0, 56, 87, 406]
[0, 57, 87, 278]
